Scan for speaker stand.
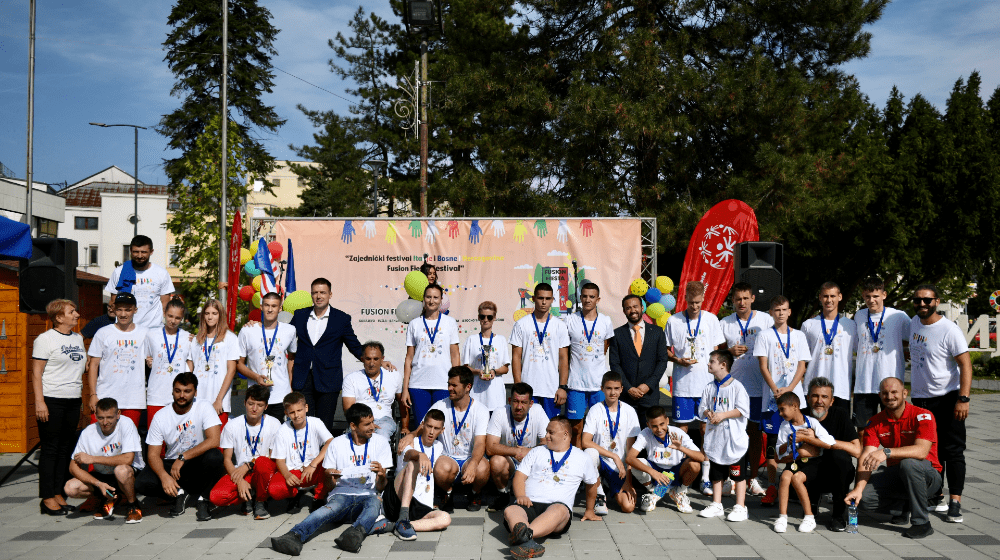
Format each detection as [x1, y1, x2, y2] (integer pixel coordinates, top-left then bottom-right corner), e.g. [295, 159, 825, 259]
[0, 442, 41, 488]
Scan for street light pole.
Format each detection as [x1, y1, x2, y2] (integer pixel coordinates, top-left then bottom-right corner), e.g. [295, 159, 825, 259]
[90, 123, 146, 237]
[363, 158, 386, 217]
[219, 0, 229, 303]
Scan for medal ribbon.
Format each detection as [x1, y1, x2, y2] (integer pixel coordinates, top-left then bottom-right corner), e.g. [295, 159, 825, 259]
[603, 402, 621, 442]
[422, 314, 442, 347]
[349, 437, 369, 467]
[246, 416, 266, 457]
[163, 328, 180, 365]
[773, 327, 791, 360]
[510, 408, 529, 447]
[736, 312, 753, 343]
[452, 399, 474, 441]
[532, 313, 550, 345]
[203, 334, 217, 366]
[791, 417, 811, 460]
[366, 369, 383, 401]
[581, 314, 595, 344]
[821, 314, 840, 347]
[867, 308, 885, 345]
[418, 438, 435, 482]
[549, 447, 572, 474]
[294, 423, 308, 464]
[685, 310, 703, 340]
[261, 323, 280, 359]
[712, 373, 732, 411]
[480, 333, 494, 369]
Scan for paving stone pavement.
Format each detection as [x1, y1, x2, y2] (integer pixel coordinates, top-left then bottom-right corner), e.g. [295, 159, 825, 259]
[2, 394, 1000, 560]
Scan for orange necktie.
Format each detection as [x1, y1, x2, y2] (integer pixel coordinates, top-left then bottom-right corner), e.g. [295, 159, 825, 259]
[633, 324, 642, 357]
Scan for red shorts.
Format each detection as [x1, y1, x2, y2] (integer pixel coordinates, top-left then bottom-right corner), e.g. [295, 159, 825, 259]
[268, 467, 326, 502]
[209, 456, 277, 506]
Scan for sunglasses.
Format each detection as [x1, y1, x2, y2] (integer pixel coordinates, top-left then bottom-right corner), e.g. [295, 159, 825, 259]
[478, 314, 495, 321]
[911, 297, 937, 305]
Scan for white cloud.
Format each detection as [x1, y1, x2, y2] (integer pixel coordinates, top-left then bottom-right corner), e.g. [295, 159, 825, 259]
[547, 250, 568, 257]
[514, 264, 533, 269]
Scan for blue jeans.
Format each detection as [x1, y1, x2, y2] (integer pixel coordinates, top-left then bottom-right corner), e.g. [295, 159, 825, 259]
[409, 388, 450, 430]
[291, 492, 382, 541]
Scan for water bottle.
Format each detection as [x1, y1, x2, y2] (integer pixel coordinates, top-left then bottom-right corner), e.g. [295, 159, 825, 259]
[652, 471, 676, 498]
[847, 499, 859, 533]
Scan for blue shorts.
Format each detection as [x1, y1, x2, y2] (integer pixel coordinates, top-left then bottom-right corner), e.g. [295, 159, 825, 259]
[760, 409, 783, 435]
[537, 397, 561, 419]
[672, 397, 702, 424]
[748, 397, 764, 423]
[445, 455, 468, 483]
[599, 460, 628, 496]
[566, 390, 604, 420]
[410, 388, 450, 430]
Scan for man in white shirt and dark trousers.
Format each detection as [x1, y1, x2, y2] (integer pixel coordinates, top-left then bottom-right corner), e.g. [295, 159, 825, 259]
[853, 276, 911, 434]
[270, 403, 393, 555]
[504, 416, 600, 560]
[908, 284, 973, 523]
[105, 235, 175, 329]
[342, 342, 403, 437]
[486, 383, 550, 512]
[800, 282, 856, 414]
[511, 283, 571, 419]
[135, 372, 225, 521]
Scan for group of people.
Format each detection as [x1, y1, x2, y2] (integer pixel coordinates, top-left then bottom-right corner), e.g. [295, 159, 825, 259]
[30, 235, 973, 559]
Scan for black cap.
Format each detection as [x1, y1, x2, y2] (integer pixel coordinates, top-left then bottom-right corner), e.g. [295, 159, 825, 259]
[114, 292, 138, 307]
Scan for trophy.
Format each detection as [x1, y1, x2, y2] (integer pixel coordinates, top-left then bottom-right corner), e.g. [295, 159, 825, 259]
[481, 344, 493, 380]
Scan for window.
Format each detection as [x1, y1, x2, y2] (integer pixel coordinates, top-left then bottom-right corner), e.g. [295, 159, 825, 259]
[168, 200, 181, 211]
[74, 216, 99, 230]
[123, 245, 131, 263]
[36, 218, 57, 238]
[88, 246, 99, 266]
[168, 245, 181, 266]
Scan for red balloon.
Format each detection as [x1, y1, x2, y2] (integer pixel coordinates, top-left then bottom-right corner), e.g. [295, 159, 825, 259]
[238, 285, 255, 302]
[268, 241, 283, 260]
[642, 313, 653, 324]
[248, 309, 261, 322]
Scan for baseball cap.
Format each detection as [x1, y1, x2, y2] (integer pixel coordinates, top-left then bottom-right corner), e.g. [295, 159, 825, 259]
[114, 292, 138, 307]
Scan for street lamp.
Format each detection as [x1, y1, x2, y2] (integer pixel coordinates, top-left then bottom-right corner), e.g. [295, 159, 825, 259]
[90, 122, 147, 237]
[363, 158, 386, 217]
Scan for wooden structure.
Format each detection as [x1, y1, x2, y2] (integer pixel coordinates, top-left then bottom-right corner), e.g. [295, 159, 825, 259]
[0, 263, 107, 454]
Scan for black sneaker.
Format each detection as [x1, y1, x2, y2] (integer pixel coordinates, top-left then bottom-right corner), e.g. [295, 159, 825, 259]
[271, 531, 304, 556]
[287, 493, 303, 515]
[240, 500, 253, 516]
[827, 517, 846, 532]
[195, 500, 212, 521]
[334, 525, 366, 553]
[487, 493, 510, 512]
[440, 492, 455, 513]
[467, 492, 483, 512]
[890, 512, 910, 525]
[509, 521, 533, 546]
[253, 501, 270, 520]
[170, 494, 187, 517]
[511, 538, 546, 559]
[946, 501, 963, 523]
[903, 522, 934, 539]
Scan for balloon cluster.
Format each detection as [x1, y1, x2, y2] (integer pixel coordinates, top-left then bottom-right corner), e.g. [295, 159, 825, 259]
[395, 270, 451, 323]
[235, 240, 310, 323]
[628, 276, 676, 328]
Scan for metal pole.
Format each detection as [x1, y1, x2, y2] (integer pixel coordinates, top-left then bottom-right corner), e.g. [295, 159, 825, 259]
[133, 127, 139, 237]
[372, 167, 379, 217]
[419, 31, 428, 217]
[24, 0, 35, 234]
[219, 0, 229, 302]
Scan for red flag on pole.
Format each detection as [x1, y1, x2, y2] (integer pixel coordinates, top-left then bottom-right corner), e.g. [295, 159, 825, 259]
[227, 210, 242, 330]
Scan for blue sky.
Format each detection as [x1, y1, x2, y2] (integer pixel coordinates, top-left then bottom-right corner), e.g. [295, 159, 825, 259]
[1, 0, 998, 188]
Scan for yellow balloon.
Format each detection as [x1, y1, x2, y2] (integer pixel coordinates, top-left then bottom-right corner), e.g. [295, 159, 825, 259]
[283, 290, 312, 312]
[647, 302, 666, 320]
[251, 275, 263, 291]
[240, 247, 252, 266]
[252, 292, 262, 309]
[656, 314, 669, 328]
[655, 276, 674, 294]
[404, 271, 429, 300]
[513, 309, 529, 322]
[630, 278, 649, 297]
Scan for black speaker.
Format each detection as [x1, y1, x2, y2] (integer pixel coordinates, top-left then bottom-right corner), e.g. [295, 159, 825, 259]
[19, 238, 79, 313]
[734, 242, 783, 311]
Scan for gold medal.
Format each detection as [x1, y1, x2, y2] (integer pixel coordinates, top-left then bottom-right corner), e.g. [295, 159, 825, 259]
[586, 345, 594, 353]
[553, 475, 560, 482]
[425, 484, 431, 493]
[873, 345, 881, 353]
[453, 437, 461, 446]
[205, 364, 211, 371]
[167, 366, 173, 373]
[824, 346, 834, 355]
[610, 441, 616, 450]
[429, 345, 436, 353]
[790, 462, 798, 472]
[801, 457, 809, 463]
[359, 476, 367, 484]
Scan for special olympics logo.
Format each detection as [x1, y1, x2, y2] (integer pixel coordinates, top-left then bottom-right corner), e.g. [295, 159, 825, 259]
[698, 225, 737, 270]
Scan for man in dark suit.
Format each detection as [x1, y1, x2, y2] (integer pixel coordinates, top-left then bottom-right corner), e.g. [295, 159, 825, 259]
[289, 278, 366, 432]
[609, 294, 670, 427]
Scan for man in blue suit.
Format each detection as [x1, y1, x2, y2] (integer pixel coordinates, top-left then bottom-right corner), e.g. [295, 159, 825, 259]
[608, 294, 670, 427]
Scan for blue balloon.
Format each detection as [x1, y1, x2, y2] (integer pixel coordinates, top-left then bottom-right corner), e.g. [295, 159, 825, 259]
[661, 294, 677, 312]
[244, 261, 260, 277]
[645, 288, 662, 303]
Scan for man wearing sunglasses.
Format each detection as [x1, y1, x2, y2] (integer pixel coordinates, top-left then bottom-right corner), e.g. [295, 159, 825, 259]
[908, 284, 972, 524]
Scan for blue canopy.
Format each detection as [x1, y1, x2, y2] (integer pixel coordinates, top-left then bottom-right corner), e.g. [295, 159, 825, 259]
[0, 215, 32, 259]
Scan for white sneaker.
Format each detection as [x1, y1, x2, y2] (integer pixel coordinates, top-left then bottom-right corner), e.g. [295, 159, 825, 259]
[639, 493, 657, 512]
[669, 485, 693, 514]
[774, 516, 788, 533]
[932, 502, 949, 513]
[724, 480, 735, 496]
[727, 504, 748, 522]
[749, 478, 766, 496]
[698, 502, 725, 518]
[798, 515, 816, 533]
[701, 481, 713, 495]
[594, 495, 609, 516]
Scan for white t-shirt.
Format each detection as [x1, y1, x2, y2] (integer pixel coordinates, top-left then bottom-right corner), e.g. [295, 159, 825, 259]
[429, 397, 490, 460]
[73, 416, 145, 473]
[461, 333, 511, 411]
[776, 416, 835, 460]
[510, 313, 571, 398]
[720, 312, 774, 398]
[323, 433, 394, 496]
[583, 401, 641, 469]
[517, 445, 598, 509]
[145, 328, 193, 407]
[566, 313, 615, 392]
[220, 414, 282, 467]
[146, 401, 222, 460]
[399, 438, 444, 507]
[909, 317, 969, 398]
[88, 324, 150, 409]
[406, 314, 460, 390]
[801, 316, 857, 401]
[854, 307, 911, 394]
[32, 329, 86, 399]
[631, 426, 698, 471]
[190, 332, 240, 413]
[665, 311, 726, 397]
[238, 323, 298, 405]
[486, 403, 550, 448]
[753, 327, 811, 412]
[272, 417, 335, 471]
[698, 377, 750, 465]
[342, 368, 403, 419]
[105, 263, 175, 329]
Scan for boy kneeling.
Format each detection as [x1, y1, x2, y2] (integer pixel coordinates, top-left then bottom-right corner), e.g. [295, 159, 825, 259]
[773, 392, 835, 533]
[626, 406, 705, 513]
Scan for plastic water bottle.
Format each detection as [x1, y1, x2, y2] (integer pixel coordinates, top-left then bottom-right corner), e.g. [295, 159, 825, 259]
[652, 471, 676, 498]
[847, 499, 859, 533]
